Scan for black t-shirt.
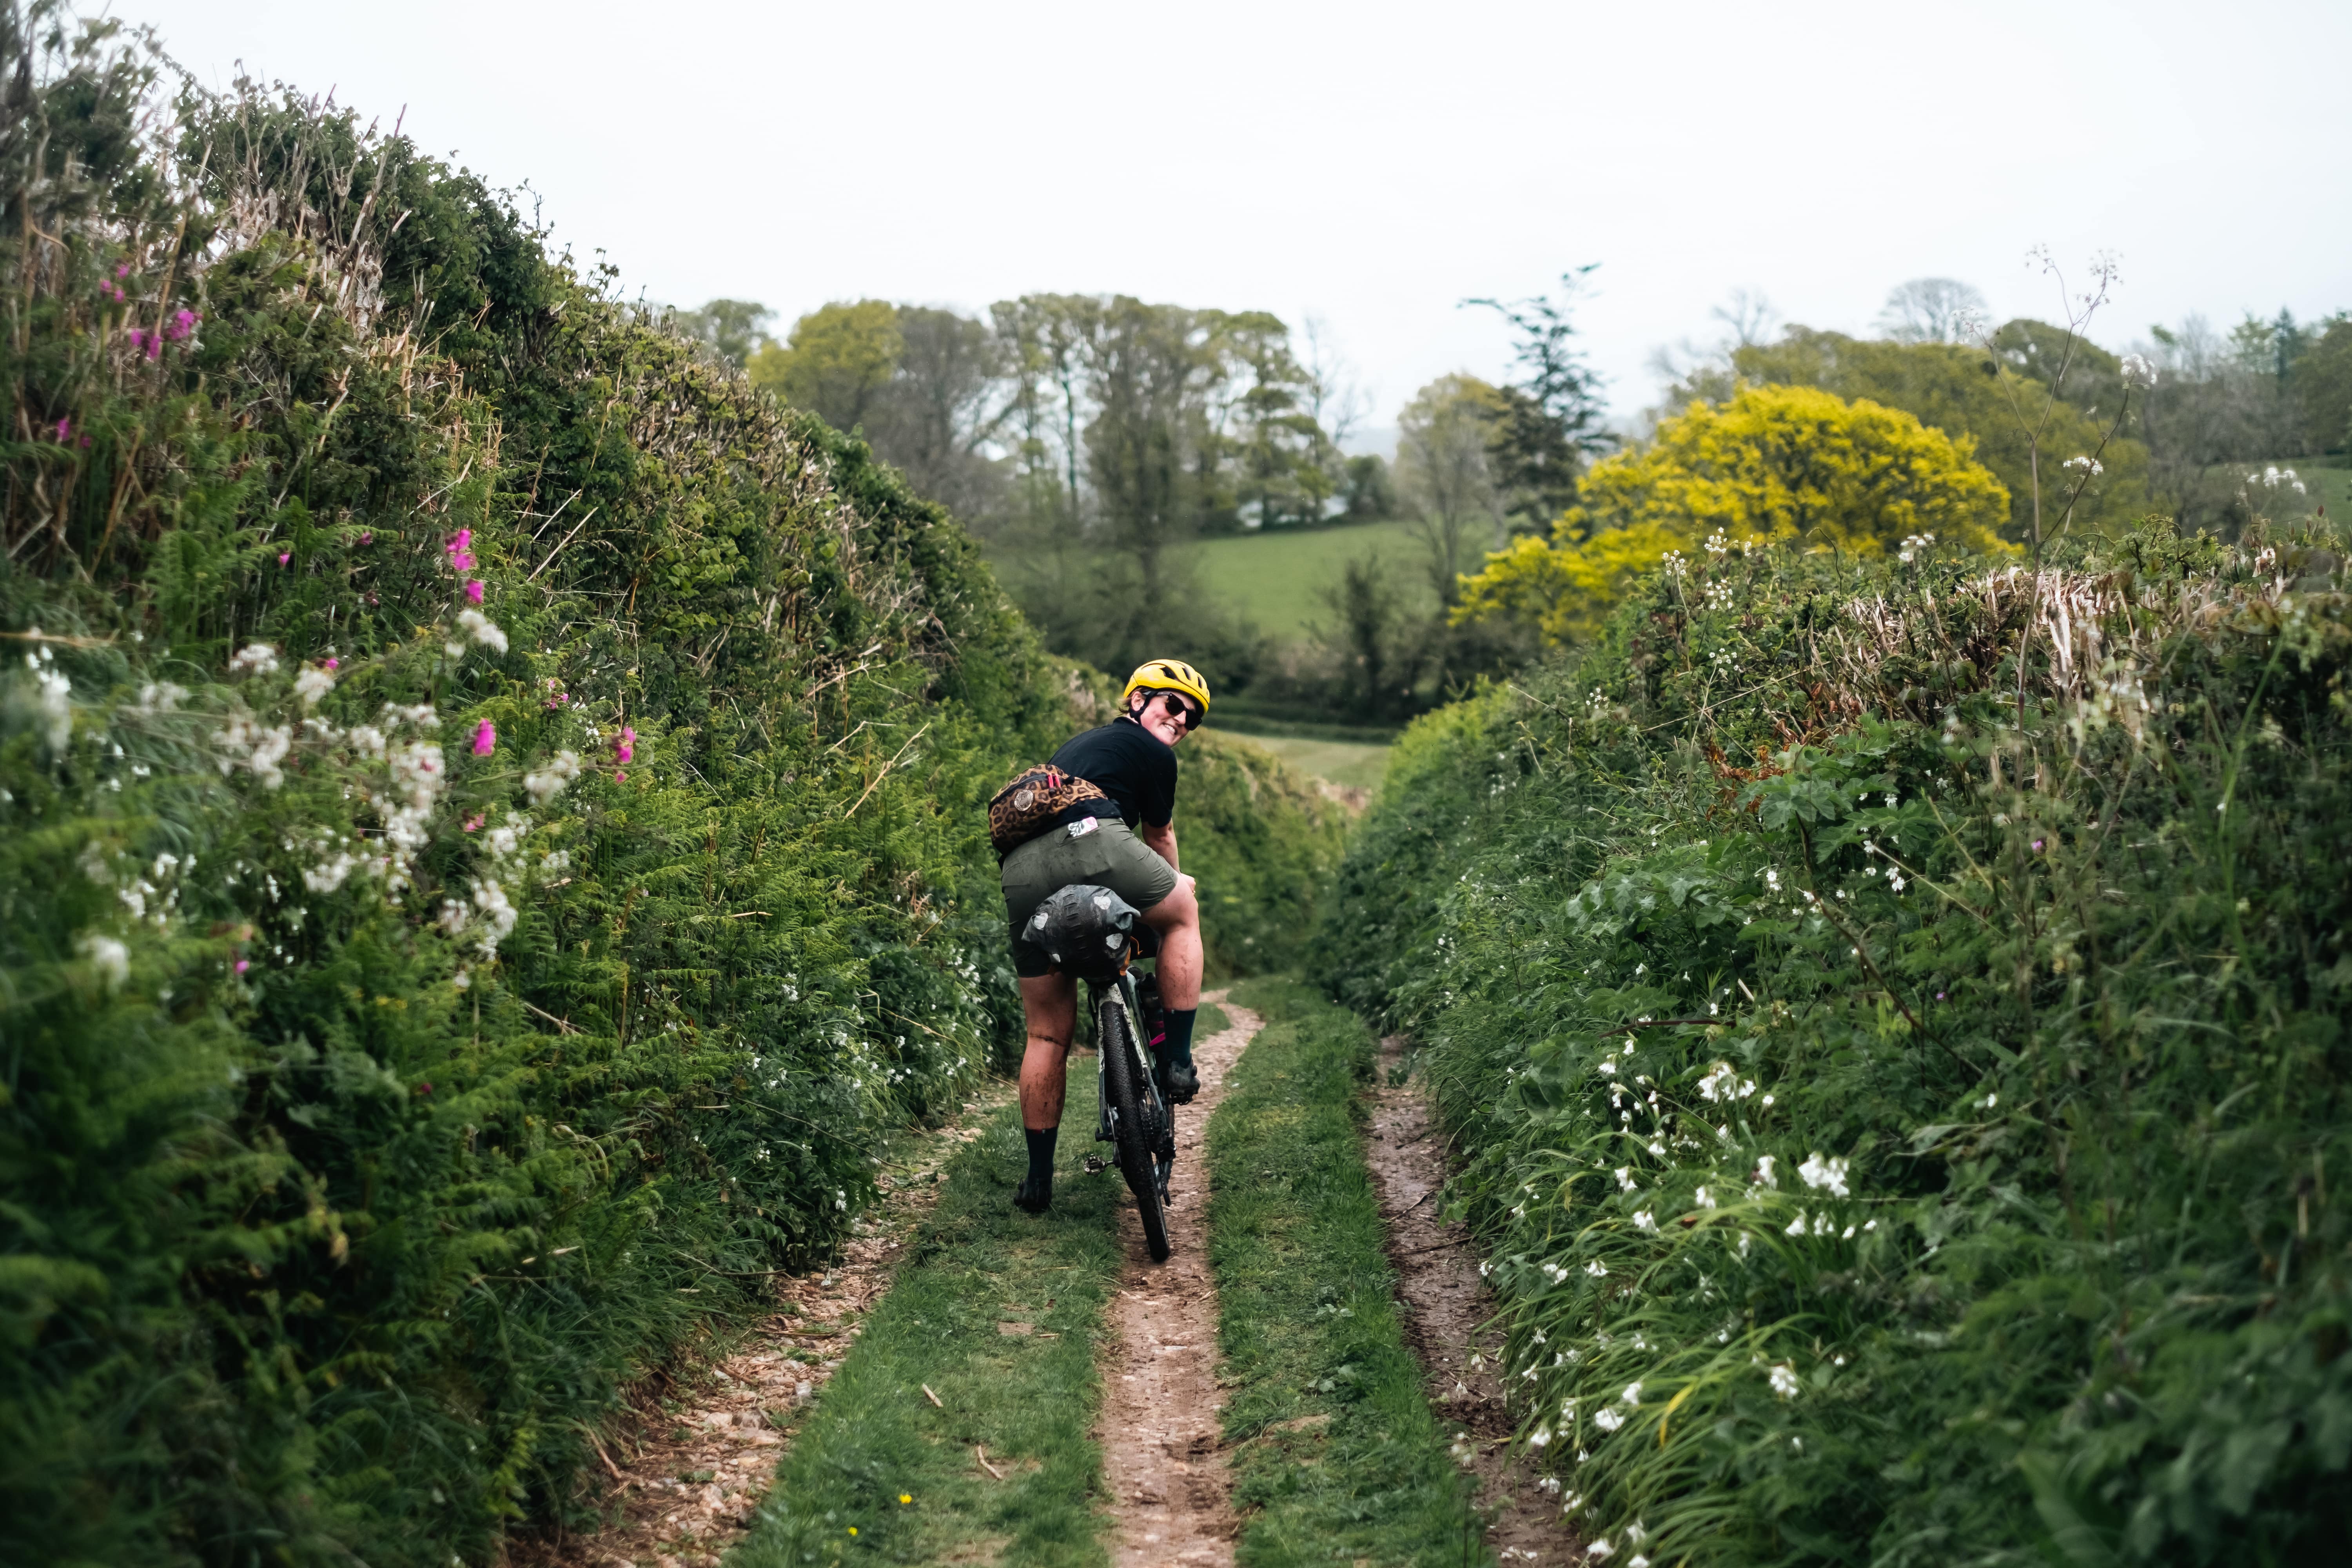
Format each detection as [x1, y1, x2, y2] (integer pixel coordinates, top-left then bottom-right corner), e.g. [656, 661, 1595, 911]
[1050, 717, 1177, 831]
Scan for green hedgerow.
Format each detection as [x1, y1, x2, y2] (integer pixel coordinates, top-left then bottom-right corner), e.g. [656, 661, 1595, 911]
[1315, 518, 2352, 1564]
[0, 14, 1341, 1563]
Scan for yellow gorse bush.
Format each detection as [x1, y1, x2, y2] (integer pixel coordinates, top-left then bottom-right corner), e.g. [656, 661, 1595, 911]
[1455, 383, 2013, 647]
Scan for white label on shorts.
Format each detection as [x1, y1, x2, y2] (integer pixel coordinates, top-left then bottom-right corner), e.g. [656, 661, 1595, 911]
[1067, 815, 1100, 838]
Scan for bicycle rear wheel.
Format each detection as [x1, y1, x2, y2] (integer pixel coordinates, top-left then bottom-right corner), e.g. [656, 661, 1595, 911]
[1098, 993, 1170, 1262]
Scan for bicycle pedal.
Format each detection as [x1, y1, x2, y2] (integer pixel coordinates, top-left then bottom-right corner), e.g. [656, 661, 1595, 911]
[1082, 1154, 1109, 1174]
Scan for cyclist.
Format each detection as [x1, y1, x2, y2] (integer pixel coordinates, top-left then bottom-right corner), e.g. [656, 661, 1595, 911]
[1002, 659, 1210, 1214]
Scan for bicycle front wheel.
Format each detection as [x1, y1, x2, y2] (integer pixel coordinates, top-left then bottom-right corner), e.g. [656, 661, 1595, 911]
[1098, 993, 1170, 1262]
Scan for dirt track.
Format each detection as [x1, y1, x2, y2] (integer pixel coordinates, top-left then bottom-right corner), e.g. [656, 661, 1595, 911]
[521, 1088, 1011, 1568]
[1365, 1034, 1574, 1564]
[1095, 992, 1259, 1567]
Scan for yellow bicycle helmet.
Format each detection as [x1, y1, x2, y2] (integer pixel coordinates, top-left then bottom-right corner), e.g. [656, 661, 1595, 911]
[1121, 658, 1212, 729]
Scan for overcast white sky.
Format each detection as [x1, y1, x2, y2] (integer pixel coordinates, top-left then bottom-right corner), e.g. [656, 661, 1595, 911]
[132, 0, 2351, 433]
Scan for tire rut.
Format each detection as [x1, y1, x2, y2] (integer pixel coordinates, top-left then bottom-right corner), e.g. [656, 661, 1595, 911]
[1365, 1034, 1576, 1564]
[516, 1084, 1016, 1568]
[1096, 990, 1260, 1568]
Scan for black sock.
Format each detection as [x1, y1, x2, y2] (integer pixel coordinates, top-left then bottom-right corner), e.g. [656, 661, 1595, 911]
[1163, 1008, 1198, 1069]
[1023, 1126, 1058, 1187]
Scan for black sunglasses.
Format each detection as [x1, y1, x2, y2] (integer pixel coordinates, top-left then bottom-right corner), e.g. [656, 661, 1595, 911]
[1149, 690, 1203, 729]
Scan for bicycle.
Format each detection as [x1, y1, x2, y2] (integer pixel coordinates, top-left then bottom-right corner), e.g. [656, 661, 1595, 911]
[1025, 883, 1178, 1261]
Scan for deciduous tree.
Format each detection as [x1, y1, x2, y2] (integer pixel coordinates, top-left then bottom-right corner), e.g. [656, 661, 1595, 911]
[1455, 383, 2010, 648]
[1394, 374, 1506, 603]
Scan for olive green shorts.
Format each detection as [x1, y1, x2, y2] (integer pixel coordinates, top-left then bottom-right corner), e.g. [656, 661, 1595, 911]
[1001, 817, 1179, 978]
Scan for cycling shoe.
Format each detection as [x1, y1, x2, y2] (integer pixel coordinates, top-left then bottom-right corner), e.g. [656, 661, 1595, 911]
[1014, 1173, 1053, 1213]
[1163, 1062, 1200, 1104]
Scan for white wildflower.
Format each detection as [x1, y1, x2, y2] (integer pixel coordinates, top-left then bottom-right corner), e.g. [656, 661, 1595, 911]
[454, 609, 509, 655]
[2063, 455, 2105, 476]
[1797, 1152, 1850, 1197]
[2120, 353, 2157, 389]
[79, 932, 129, 988]
[293, 665, 337, 707]
[1695, 1185, 1716, 1209]
[1633, 1209, 1657, 1233]
[303, 853, 360, 894]
[131, 681, 188, 715]
[1621, 1382, 1641, 1406]
[228, 643, 280, 675]
[33, 666, 72, 750]
[523, 749, 583, 805]
[1592, 1408, 1624, 1434]
[1530, 1425, 1552, 1448]
[485, 817, 531, 862]
[1584, 1259, 1608, 1277]
[1756, 1155, 1778, 1189]
[1786, 1212, 1808, 1236]
[1614, 1166, 1636, 1192]
[1768, 1363, 1801, 1399]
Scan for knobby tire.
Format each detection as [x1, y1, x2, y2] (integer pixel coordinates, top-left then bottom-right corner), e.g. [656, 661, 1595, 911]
[1100, 995, 1171, 1262]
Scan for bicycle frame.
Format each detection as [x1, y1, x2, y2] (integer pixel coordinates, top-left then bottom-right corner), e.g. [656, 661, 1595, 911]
[1089, 967, 1173, 1201]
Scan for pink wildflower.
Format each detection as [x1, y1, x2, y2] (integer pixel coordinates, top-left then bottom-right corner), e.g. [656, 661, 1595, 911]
[472, 720, 497, 756]
[54, 418, 69, 441]
[616, 727, 636, 765]
[115, 263, 129, 278]
[615, 769, 627, 783]
[465, 580, 484, 605]
[322, 657, 339, 670]
[278, 553, 292, 567]
[463, 813, 485, 832]
[234, 958, 250, 974]
[445, 529, 476, 572]
[166, 309, 199, 342]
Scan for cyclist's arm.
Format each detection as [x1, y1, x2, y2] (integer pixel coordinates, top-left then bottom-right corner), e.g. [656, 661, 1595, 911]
[1141, 818, 1179, 874]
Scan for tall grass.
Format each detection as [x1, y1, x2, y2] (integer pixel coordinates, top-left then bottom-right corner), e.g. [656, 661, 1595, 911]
[1314, 519, 2352, 1564]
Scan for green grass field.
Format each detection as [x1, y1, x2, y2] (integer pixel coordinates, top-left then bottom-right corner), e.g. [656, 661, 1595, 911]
[1222, 732, 1392, 794]
[1189, 519, 1441, 641]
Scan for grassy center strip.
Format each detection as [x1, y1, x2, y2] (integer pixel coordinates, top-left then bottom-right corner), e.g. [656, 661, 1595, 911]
[729, 1092, 1122, 1568]
[1208, 979, 1488, 1566]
